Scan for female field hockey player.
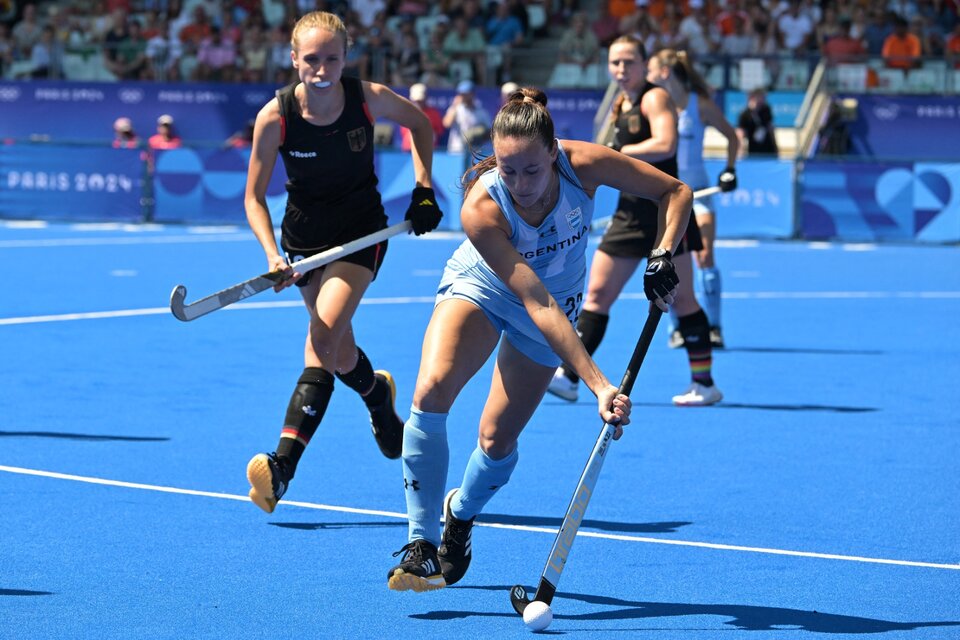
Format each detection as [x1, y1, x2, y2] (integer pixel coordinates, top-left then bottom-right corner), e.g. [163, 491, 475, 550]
[244, 11, 443, 514]
[646, 48, 739, 350]
[547, 35, 723, 407]
[386, 87, 692, 592]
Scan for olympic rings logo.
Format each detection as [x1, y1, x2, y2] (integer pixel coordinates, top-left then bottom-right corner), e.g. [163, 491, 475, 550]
[119, 89, 144, 104]
[0, 86, 21, 102]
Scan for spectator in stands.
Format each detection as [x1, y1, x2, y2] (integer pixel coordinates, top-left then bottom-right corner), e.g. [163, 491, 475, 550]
[882, 14, 923, 69]
[364, 26, 393, 83]
[910, 14, 942, 55]
[720, 14, 756, 56]
[442, 80, 491, 155]
[815, 6, 845, 50]
[352, 0, 387, 28]
[849, 6, 869, 41]
[443, 15, 487, 85]
[267, 24, 292, 82]
[146, 17, 183, 81]
[715, 0, 751, 38]
[777, 0, 815, 54]
[194, 25, 236, 81]
[948, 23, 960, 68]
[450, 0, 488, 31]
[241, 25, 269, 83]
[392, 30, 423, 86]
[500, 80, 520, 105]
[737, 89, 778, 156]
[400, 83, 444, 151]
[822, 17, 867, 62]
[149, 114, 183, 150]
[11, 2, 41, 60]
[485, 0, 526, 74]
[105, 16, 149, 80]
[679, 0, 717, 57]
[225, 119, 255, 148]
[112, 117, 140, 149]
[420, 28, 453, 87]
[0, 23, 13, 78]
[343, 22, 370, 80]
[25, 25, 57, 79]
[558, 11, 600, 69]
[864, 9, 894, 55]
[591, 2, 622, 48]
[888, 0, 920, 22]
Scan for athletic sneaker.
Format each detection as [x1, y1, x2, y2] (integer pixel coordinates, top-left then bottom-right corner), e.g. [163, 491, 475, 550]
[709, 326, 725, 349]
[246, 451, 293, 514]
[546, 368, 578, 402]
[672, 382, 723, 406]
[368, 370, 404, 459]
[387, 539, 446, 592]
[667, 330, 684, 349]
[438, 488, 474, 586]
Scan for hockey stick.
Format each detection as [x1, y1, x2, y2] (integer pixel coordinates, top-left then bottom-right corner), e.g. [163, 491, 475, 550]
[590, 185, 724, 232]
[510, 304, 663, 615]
[170, 220, 412, 322]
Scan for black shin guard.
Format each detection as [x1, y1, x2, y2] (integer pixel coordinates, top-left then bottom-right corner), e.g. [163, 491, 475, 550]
[562, 310, 609, 381]
[678, 309, 711, 348]
[276, 367, 334, 470]
[335, 347, 385, 407]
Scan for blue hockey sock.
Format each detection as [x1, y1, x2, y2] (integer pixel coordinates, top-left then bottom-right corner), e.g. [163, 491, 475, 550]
[401, 408, 449, 546]
[698, 267, 722, 327]
[451, 444, 519, 521]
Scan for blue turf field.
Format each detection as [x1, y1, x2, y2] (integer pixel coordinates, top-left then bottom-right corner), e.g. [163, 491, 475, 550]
[1, 221, 958, 639]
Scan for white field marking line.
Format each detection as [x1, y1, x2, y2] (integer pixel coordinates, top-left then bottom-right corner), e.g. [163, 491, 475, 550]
[0, 234, 250, 248]
[3, 291, 959, 326]
[2, 464, 957, 571]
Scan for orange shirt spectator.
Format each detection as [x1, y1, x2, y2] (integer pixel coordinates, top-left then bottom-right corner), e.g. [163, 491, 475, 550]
[608, 0, 636, 20]
[882, 17, 922, 70]
[947, 25, 960, 69]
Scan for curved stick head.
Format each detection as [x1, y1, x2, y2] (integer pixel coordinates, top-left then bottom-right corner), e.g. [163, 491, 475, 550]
[510, 584, 532, 615]
[169, 285, 189, 322]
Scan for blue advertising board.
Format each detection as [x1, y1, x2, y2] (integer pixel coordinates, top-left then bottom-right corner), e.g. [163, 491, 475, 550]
[0, 144, 143, 220]
[839, 95, 960, 161]
[800, 159, 960, 242]
[0, 80, 605, 146]
[593, 157, 795, 239]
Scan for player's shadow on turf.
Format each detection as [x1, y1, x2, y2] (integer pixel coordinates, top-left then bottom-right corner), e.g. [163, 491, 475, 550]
[0, 589, 53, 596]
[424, 587, 960, 634]
[476, 515, 691, 534]
[0, 430, 170, 442]
[542, 401, 877, 413]
[268, 521, 405, 531]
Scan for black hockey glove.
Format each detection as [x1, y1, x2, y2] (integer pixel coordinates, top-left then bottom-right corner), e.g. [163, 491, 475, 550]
[718, 166, 737, 192]
[643, 249, 679, 311]
[405, 187, 443, 236]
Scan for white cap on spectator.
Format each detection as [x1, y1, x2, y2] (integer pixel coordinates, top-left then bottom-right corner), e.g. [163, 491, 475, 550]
[409, 83, 427, 102]
[158, 114, 174, 126]
[114, 117, 133, 132]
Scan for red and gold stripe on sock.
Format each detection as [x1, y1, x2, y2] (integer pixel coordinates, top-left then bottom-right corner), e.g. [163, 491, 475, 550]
[688, 350, 714, 386]
[280, 428, 310, 447]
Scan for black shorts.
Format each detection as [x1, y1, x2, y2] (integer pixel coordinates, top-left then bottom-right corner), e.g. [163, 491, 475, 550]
[280, 201, 389, 286]
[597, 196, 702, 258]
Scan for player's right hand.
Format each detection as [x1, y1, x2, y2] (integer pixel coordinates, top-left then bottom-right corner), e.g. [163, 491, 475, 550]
[643, 250, 679, 311]
[597, 384, 630, 439]
[268, 254, 299, 292]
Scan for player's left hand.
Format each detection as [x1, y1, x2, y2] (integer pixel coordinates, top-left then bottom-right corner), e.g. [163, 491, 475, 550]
[718, 166, 737, 192]
[405, 186, 443, 235]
